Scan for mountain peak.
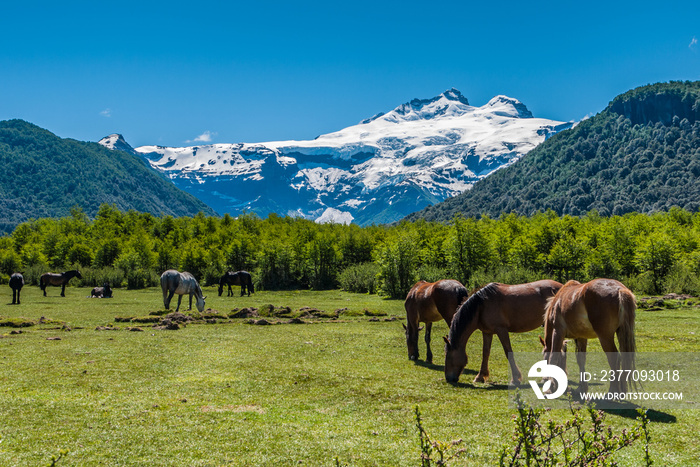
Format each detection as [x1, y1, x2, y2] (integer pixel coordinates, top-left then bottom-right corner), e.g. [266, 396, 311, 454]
[440, 88, 470, 105]
[484, 95, 533, 118]
[98, 134, 135, 153]
[381, 88, 472, 122]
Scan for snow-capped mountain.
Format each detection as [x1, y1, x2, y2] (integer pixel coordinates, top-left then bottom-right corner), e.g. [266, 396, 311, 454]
[99, 89, 573, 225]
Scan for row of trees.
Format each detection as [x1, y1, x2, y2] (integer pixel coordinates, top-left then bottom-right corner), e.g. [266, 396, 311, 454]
[1, 204, 700, 297]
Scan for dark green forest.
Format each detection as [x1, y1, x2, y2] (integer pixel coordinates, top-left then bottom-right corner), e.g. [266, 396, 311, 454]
[0, 119, 214, 233]
[408, 81, 700, 222]
[2, 205, 700, 297]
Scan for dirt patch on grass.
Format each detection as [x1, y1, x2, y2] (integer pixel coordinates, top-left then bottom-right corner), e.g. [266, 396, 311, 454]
[201, 404, 265, 414]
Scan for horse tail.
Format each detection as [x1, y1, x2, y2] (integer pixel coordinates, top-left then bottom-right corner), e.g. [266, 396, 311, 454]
[617, 287, 637, 391]
[39, 275, 46, 291]
[248, 276, 255, 294]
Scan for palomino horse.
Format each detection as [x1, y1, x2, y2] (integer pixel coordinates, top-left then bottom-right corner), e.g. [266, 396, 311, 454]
[404, 279, 469, 364]
[542, 279, 637, 395]
[161, 269, 206, 312]
[10, 273, 24, 304]
[443, 280, 562, 384]
[40, 270, 82, 297]
[218, 271, 255, 297]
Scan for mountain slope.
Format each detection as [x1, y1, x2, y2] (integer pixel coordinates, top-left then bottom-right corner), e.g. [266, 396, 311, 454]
[0, 120, 215, 232]
[405, 81, 700, 222]
[104, 89, 572, 225]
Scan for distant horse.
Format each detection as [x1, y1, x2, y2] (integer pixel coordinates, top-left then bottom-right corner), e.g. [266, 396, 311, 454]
[40, 270, 82, 297]
[443, 280, 562, 384]
[404, 279, 469, 364]
[9, 273, 24, 304]
[542, 279, 637, 395]
[90, 283, 113, 298]
[161, 269, 206, 312]
[218, 271, 254, 297]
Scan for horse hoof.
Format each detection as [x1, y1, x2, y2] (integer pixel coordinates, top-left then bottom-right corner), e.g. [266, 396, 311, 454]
[474, 376, 485, 383]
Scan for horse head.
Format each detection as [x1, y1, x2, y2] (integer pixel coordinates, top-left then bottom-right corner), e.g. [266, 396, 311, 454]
[196, 295, 206, 312]
[443, 336, 467, 383]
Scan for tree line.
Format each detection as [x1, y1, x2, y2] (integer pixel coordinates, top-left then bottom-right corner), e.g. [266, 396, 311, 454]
[1, 204, 699, 298]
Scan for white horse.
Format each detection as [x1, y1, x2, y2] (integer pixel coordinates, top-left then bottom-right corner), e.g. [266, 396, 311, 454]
[160, 270, 206, 312]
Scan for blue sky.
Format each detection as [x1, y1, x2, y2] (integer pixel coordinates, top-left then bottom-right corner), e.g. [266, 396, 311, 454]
[1, 1, 699, 148]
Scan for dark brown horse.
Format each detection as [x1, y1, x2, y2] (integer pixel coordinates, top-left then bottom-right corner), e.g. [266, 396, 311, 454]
[218, 271, 254, 297]
[542, 278, 637, 395]
[404, 279, 469, 364]
[40, 270, 82, 297]
[443, 280, 562, 384]
[9, 273, 24, 304]
[90, 283, 113, 298]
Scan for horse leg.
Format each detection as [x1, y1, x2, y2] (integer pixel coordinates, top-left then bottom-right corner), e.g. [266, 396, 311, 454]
[165, 289, 176, 309]
[424, 322, 433, 364]
[240, 285, 245, 297]
[599, 335, 622, 394]
[188, 293, 193, 311]
[403, 315, 420, 361]
[228, 284, 233, 297]
[575, 339, 588, 397]
[545, 327, 568, 394]
[175, 295, 183, 312]
[61, 282, 66, 297]
[495, 328, 522, 385]
[474, 332, 493, 383]
[12, 289, 17, 305]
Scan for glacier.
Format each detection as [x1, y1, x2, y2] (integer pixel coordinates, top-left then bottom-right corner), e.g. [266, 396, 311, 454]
[99, 89, 573, 225]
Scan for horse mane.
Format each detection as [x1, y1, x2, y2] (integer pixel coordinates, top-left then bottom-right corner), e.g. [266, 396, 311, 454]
[448, 282, 502, 342]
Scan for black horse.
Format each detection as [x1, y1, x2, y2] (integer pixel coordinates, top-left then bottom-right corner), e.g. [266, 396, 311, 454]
[40, 270, 82, 297]
[218, 271, 255, 297]
[91, 283, 113, 298]
[9, 273, 24, 304]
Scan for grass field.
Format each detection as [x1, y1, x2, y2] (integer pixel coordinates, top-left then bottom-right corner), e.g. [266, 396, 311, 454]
[1, 284, 699, 466]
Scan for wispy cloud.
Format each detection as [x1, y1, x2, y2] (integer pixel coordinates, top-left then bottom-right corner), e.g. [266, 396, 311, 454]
[186, 131, 217, 143]
[690, 36, 698, 50]
[100, 108, 112, 117]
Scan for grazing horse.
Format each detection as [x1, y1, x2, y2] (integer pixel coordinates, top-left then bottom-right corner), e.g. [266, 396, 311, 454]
[161, 269, 206, 312]
[91, 283, 113, 298]
[39, 270, 82, 297]
[218, 271, 255, 297]
[443, 280, 562, 384]
[9, 273, 24, 304]
[542, 279, 637, 395]
[404, 279, 469, 364]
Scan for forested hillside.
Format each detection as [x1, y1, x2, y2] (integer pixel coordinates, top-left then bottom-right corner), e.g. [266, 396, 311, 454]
[406, 81, 700, 221]
[0, 119, 215, 233]
[2, 205, 700, 297]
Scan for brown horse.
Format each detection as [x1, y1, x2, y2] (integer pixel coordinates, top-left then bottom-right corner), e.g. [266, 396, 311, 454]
[404, 279, 469, 364]
[218, 271, 255, 297]
[39, 270, 82, 297]
[542, 278, 637, 395]
[443, 280, 562, 384]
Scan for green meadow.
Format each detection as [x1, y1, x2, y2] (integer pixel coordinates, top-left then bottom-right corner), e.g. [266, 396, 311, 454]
[1, 285, 699, 466]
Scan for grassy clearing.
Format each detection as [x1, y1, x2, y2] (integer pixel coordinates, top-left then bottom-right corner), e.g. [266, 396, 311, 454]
[0, 285, 699, 465]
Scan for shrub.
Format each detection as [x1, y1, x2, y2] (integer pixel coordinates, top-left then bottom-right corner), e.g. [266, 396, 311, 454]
[338, 262, 379, 294]
[499, 392, 652, 466]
